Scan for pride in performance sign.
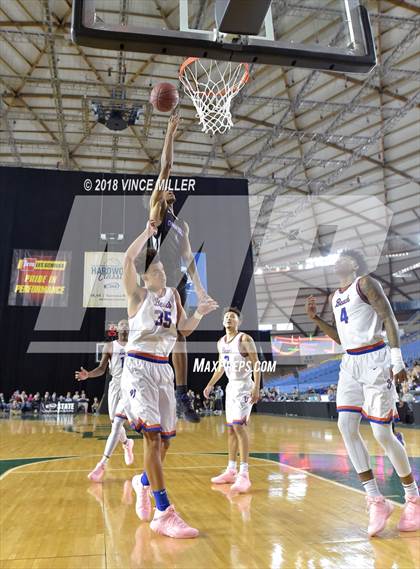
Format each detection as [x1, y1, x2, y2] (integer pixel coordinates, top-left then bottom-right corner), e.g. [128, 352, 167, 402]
[8, 249, 71, 307]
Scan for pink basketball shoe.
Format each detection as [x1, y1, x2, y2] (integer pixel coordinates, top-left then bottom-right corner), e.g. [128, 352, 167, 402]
[366, 496, 394, 537]
[397, 496, 420, 532]
[150, 505, 199, 539]
[123, 438, 134, 465]
[132, 475, 152, 521]
[230, 472, 251, 495]
[211, 468, 237, 484]
[87, 462, 105, 483]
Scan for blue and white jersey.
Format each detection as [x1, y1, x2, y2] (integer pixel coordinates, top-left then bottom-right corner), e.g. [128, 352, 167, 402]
[332, 277, 383, 352]
[127, 287, 178, 358]
[108, 340, 126, 384]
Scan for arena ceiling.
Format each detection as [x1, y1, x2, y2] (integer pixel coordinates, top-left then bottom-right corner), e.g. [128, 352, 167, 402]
[1, 0, 419, 335]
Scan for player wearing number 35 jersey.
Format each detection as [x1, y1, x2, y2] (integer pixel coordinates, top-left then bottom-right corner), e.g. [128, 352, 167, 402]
[306, 250, 419, 538]
[121, 220, 218, 538]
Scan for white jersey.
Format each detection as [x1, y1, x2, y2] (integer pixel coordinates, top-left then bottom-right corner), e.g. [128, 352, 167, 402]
[127, 287, 178, 357]
[332, 277, 383, 351]
[108, 340, 126, 384]
[219, 333, 252, 382]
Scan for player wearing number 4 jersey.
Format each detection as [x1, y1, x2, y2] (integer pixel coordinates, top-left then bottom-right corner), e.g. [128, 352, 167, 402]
[75, 320, 134, 483]
[306, 250, 419, 538]
[121, 220, 218, 538]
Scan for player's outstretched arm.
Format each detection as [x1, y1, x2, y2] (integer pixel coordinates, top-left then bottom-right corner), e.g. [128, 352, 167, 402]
[75, 344, 111, 381]
[203, 350, 225, 399]
[123, 220, 157, 315]
[358, 275, 406, 382]
[305, 295, 341, 344]
[173, 288, 219, 337]
[241, 335, 261, 404]
[149, 112, 179, 222]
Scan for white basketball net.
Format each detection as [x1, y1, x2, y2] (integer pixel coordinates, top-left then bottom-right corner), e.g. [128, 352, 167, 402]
[179, 58, 249, 135]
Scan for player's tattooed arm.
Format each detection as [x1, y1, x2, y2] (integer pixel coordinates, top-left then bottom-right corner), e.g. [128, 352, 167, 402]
[241, 335, 261, 404]
[305, 294, 341, 345]
[173, 288, 219, 337]
[358, 276, 400, 347]
[123, 221, 156, 316]
[358, 276, 406, 382]
[149, 112, 179, 222]
[75, 343, 111, 381]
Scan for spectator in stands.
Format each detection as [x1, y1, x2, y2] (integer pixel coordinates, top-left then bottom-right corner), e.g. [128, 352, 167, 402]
[398, 382, 415, 424]
[411, 361, 420, 381]
[401, 383, 415, 408]
[0, 393, 7, 411]
[78, 390, 89, 414]
[327, 387, 336, 402]
[307, 389, 321, 402]
[21, 392, 32, 414]
[42, 391, 51, 403]
[194, 393, 203, 413]
[91, 397, 99, 414]
[214, 385, 224, 415]
[64, 392, 73, 402]
[73, 391, 80, 403]
[32, 392, 41, 414]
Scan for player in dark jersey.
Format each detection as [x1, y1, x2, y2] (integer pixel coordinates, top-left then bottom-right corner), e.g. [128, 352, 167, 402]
[149, 112, 214, 422]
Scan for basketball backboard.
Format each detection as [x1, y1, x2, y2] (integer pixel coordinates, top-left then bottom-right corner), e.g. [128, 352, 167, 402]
[71, 0, 376, 73]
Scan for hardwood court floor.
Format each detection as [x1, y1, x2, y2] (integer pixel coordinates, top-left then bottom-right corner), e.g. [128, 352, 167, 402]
[0, 413, 419, 569]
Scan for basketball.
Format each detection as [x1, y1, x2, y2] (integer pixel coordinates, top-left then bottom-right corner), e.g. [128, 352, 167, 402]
[150, 82, 179, 112]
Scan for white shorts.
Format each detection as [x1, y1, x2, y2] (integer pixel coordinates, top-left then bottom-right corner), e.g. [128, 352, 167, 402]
[225, 379, 254, 427]
[337, 345, 399, 424]
[121, 355, 176, 439]
[108, 378, 127, 421]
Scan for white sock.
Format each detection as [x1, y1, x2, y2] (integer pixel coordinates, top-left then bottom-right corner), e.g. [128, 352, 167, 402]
[402, 481, 419, 498]
[228, 460, 237, 471]
[99, 455, 109, 466]
[239, 462, 249, 474]
[362, 478, 381, 497]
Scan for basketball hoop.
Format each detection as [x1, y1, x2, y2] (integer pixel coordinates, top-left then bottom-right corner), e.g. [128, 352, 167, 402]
[179, 58, 249, 135]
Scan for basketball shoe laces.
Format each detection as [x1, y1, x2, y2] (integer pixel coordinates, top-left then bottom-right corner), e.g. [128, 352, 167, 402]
[164, 506, 190, 530]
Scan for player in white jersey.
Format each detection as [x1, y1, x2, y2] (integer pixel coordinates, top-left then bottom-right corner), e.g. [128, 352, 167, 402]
[121, 220, 218, 538]
[203, 307, 261, 494]
[75, 320, 134, 482]
[306, 250, 419, 537]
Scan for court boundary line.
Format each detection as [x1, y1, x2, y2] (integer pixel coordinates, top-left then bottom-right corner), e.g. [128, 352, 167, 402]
[0, 456, 75, 481]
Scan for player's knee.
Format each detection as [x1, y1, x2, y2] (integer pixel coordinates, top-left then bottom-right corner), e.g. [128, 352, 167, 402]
[232, 423, 245, 434]
[337, 413, 359, 440]
[161, 438, 170, 450]
[144, 431, 161, 448]
[371, 423, 393, 448]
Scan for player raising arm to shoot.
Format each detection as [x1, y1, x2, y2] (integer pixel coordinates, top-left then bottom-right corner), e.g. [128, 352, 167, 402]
[306, 250, 419, 537]
[148, 112, 215, 422]
[121, 220, 218, 538]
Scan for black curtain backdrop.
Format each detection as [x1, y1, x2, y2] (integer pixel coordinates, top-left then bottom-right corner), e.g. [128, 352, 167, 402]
[0, 167, 258, 401]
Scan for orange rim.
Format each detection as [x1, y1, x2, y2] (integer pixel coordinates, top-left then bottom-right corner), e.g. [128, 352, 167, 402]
[179, 57, 250, 97]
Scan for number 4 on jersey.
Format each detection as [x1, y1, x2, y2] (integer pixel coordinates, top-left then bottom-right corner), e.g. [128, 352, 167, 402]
[340, 306, 349, 324]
